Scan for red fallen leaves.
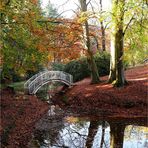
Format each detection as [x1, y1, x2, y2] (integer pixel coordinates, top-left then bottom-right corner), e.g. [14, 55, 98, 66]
[0, 90, 49, 148]
[53, 65, 148, 117]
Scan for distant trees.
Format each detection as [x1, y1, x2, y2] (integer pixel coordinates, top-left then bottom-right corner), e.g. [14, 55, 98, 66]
[43, 2, 59, 18]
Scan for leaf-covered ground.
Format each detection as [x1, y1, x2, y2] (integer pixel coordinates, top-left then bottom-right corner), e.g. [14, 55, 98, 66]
[0, 65, 147, 148]
[53, 65, 148, 117]
[0, 89, 49, 148]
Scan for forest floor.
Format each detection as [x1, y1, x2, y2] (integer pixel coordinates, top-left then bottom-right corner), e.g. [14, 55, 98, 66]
[53, 64, 148, 118]
[0, 65, 147, 148]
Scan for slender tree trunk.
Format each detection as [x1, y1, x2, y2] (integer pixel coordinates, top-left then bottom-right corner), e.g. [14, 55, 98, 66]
[100, 0, 106, 51]
[108, 34, 116, 83]
[85, 121, 99, 148]
[80, 0, 100, 84]
[108, 0, 126, 87]
[100, 21, 106, 51]
[115, 29, 126, 87]
[110, 122, 126, 148]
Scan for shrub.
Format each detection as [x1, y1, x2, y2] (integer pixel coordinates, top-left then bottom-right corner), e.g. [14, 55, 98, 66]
[94, 52, 110, 76]
[51, 62, 65, 71]
[64, 52, 110, 82]
[64, 58, 90, 82]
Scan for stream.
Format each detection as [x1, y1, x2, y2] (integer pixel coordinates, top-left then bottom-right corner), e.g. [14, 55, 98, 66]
[28, 99, 148, 148]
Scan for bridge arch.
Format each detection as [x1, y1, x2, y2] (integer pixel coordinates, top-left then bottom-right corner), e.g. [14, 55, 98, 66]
[24, 71, 73, 94]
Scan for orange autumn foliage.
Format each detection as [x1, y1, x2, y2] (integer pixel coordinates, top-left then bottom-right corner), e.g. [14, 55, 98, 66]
[32, 18, 85, 63]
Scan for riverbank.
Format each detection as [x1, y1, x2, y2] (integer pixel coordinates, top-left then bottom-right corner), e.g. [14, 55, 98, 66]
[0, 88, 49, 148]
[53, 65, 148, 117]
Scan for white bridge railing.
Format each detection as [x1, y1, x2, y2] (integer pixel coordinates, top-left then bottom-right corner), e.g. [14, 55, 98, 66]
[24, 71, 73, 94]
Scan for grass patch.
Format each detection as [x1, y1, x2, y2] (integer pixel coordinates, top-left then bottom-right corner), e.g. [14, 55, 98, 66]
[8, 81, 25, 92]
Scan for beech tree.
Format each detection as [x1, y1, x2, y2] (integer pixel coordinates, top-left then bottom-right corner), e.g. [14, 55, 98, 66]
[108, 0, 126, 87]
[108, 0, 147, 87]
[79, 0, 100, 84]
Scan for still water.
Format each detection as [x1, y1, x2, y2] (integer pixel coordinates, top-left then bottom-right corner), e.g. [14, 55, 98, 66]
[28, 103, 148, 148]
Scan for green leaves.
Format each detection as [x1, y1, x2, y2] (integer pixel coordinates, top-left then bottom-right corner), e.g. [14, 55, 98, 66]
[1, 0, 47, 82]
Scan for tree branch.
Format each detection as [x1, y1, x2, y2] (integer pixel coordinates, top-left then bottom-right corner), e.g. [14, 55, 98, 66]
[87, 0, 92, 6]
[123, 14, 135, 35]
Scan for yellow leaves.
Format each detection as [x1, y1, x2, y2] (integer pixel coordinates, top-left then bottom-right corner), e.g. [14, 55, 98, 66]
[77, 12, 92, 24]
[0, 2, 4, 11]
[31, 54, 36, 62]
[47, 54, 53, 61]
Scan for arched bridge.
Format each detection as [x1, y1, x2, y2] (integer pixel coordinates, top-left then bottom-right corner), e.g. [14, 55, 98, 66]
[24, 71, 73, 94]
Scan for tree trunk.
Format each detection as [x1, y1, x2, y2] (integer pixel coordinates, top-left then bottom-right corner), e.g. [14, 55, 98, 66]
[110, 122, 126, 148]
[80, 0, 100, 84]
[100, 21, 106, 51]
[100, 121, 106, 148]
[85, 121, 99, 148]
[108, 0, 126, 87]
[87, 51, 100, 84]
[100, 0, 106, 51]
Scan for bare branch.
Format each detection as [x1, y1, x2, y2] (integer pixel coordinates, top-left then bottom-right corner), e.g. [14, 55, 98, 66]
[123, 14, 135, 35]
[104, 21, 111, 30]
[89, 1, 96, 15]
[87, 0, 91, 6]
[73, 1, 81, 9]
[56, 0, 70, 10]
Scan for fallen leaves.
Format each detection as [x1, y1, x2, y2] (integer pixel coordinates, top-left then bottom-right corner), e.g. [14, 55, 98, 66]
[0, 90, 49, 148]
[53, 65, 148, 117]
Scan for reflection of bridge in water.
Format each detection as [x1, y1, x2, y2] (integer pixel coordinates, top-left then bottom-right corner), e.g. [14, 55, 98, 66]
[24, 71, 73, 94]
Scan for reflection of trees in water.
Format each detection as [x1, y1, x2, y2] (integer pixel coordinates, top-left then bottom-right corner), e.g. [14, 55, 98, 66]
[109, 118, 147, 148]
[57, 121, 89, 148]
[33, 119, 64, 147]
[110, 122, 125, 148]
[29, 109, 147, 148]
[57, 120, 110, 148]
[32, 119, 110, 148]
[85, 121, 110, 148]
[124, 125, 148, 148]
[85, 121, 99, 148]
[30, 119, 110, 148]
[100, 121, 108, 148]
